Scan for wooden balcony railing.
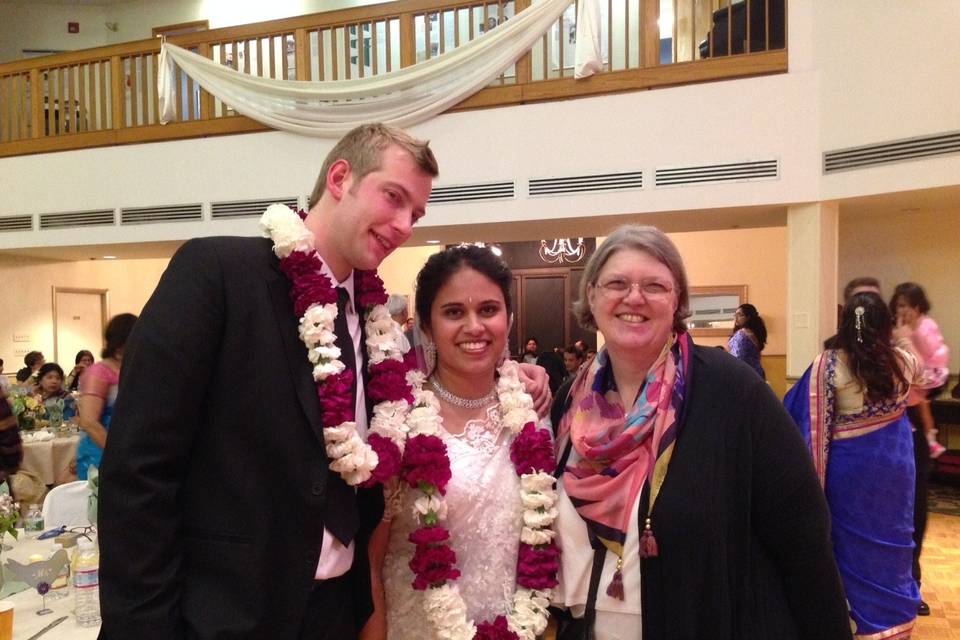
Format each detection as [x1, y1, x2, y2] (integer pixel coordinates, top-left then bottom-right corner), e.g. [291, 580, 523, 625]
[0, 0, 786, 158]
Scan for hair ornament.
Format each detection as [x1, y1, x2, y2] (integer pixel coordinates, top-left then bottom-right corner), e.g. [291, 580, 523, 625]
[854, 306, 866, 343]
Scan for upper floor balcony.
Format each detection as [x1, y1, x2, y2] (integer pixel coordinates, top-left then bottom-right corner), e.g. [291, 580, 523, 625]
[0, 0, 785, 159]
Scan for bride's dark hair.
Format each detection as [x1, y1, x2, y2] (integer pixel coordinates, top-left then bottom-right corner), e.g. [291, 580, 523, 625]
[415, 245, 513, 331]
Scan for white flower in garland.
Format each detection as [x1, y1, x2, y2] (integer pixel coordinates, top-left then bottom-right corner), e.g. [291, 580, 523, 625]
[520, 526, 555, 546]
[520, 483, 557, 510]
[497, 361, 539, 433]
[424, 585, 475, 640]
[365, 304, 406, 365]
[508, 587, 552, 640]
[406, 388, 443, 437]
[370, 400, 411, 452]
[413, 494, 448, 520]
[522, 507, 558, 529]
[260, 203, 314, 257]
[406, 369, 427, 388]
[519, 473, 555, 493]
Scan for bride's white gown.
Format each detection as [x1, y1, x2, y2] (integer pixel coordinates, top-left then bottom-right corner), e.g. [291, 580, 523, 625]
[383, 406, 522, 639]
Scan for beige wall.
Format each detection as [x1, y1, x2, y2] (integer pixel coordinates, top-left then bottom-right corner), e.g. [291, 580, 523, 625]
[669, 226, 788, 355]
[1, 227, 787, 368]
[377, 245, 443, 310]
[0, 244, 447, 373]
[0, 255, 169, 369]
[839, 208, 960, 373]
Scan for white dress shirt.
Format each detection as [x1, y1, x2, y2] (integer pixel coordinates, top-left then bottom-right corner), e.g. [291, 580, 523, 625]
[314, 266, 368, 580]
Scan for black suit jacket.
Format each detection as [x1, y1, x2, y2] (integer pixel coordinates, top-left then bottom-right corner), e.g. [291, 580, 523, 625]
[98, 237, 381, 639]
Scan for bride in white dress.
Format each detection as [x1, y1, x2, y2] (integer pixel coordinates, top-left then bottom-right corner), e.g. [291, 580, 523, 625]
[364, 245, 557, 640]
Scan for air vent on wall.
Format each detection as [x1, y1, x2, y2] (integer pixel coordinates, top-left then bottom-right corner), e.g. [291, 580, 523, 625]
[0, 215, 33, 232]
[39, 209, 115, 230]
[655, 159, 779, 188]
[120, 203, 203, 225]
[823, 131, 960, 174]
[528, 171, 643, 197]
[428, 181, 514, 204]
[211, 197, 299, 220]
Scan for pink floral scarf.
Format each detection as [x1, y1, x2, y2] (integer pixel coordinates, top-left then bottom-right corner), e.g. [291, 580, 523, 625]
[559, 332, 690, 571]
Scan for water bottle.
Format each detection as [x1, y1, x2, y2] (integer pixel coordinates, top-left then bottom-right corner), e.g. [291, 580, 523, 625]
[22, 504, 43, 537]
[73, 538, 101, 627]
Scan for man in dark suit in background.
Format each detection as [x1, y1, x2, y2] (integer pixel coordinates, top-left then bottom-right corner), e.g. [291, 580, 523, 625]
[98, 124, 440, 640]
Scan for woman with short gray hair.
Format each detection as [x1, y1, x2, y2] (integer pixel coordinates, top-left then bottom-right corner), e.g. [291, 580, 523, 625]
[550, 224, 851, 640]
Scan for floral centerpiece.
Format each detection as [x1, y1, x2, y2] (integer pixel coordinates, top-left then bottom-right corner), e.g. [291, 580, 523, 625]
[10, 391, 46, 431]
[0, 494, 18, 543]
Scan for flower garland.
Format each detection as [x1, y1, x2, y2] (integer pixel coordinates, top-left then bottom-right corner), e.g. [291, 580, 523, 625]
[402, 360, 560, 640]
[260, 203, 413, 486]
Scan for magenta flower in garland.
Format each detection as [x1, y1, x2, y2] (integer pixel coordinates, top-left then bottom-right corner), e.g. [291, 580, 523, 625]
[516, 541, 561, 590]
[363, 433, 402, 487]
[509, 422, 554, 475]
[368, 359, 416, 404]
[402, 434, 452, 495]
[409, 525, 450, 545]
[355, 269, 389, 307]
[317, 370, 355, 425]
[409, 540, 461, 590]
[475, 616, 518, 640]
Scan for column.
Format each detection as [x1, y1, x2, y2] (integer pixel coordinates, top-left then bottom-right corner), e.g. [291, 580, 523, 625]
[786, 201, 839, 380]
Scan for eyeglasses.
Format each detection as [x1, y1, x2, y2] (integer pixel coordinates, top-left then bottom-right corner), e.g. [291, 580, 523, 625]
[594, 277, 675, 299]
[37, 524, 96, 542]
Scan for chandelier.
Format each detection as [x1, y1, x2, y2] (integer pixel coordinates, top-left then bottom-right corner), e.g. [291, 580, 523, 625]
[539, 238, 585, 264]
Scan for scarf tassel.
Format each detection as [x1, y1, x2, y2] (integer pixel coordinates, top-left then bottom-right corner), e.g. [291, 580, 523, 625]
[639, 517, 659, 558]
[606, 556, 625, 600]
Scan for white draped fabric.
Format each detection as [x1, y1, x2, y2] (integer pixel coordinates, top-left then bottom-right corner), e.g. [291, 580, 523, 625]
[574, 0, 603, 78]
[158, 0, 573, 137]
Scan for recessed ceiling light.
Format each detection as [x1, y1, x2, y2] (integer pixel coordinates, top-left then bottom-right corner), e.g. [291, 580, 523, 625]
[102, 255, 117, 259]
[426, 240, 440, 244]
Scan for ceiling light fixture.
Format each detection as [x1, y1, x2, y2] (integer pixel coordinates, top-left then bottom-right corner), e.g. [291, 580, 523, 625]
[539, 238, 584, 264]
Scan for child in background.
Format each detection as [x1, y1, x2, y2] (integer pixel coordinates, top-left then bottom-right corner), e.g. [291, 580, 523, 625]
[891, 282, 950, 458]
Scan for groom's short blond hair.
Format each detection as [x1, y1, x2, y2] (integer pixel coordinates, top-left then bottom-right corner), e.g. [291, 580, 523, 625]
[308, 123, 438, 209]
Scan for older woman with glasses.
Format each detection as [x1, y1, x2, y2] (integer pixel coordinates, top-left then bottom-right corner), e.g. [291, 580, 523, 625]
[550, 225, 851, 640]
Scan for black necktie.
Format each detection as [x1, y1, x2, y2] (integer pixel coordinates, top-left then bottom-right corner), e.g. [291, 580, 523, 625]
[334, 286, 357, 409]
[322, 286, 359, 547]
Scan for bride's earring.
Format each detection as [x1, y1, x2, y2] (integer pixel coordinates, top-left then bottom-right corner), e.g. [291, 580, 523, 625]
[423, 340, 437, 374]
[498, 313, 514, 367]
[497, 343, 511, 367]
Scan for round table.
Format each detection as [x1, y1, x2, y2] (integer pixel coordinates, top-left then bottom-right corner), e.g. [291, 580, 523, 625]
[0, 530, 100, 639]
[20, 435, 80, 486]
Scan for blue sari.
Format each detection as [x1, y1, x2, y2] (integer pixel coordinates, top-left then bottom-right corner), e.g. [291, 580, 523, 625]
[784, 352, 918, 639]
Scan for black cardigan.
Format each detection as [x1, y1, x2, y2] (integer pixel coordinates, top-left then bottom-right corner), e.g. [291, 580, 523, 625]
[552, 344, 852, 640]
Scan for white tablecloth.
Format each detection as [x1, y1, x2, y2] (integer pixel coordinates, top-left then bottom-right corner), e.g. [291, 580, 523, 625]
[21, 436, 80, 486]
[0, 531, 99, 639]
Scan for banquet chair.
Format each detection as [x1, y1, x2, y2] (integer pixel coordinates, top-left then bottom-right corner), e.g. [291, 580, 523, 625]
[41, 480, 91, 528]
